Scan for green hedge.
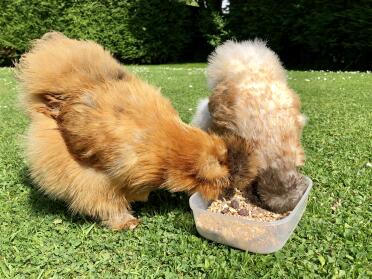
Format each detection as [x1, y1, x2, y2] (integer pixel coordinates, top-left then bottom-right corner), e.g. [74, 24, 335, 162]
[0, 0, 371, 69]
[0, 0, 197, 65]
[228, 0, 372, 70]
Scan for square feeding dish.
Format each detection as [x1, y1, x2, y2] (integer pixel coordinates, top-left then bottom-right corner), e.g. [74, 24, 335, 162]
[189, 176, 313, 254]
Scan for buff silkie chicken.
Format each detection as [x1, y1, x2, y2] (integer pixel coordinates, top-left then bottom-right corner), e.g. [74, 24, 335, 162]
[192, 40, 308, 213]
[17, 32, 233, 230]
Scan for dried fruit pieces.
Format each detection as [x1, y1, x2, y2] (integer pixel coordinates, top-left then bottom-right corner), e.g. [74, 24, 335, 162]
[208, 188, 289, 221]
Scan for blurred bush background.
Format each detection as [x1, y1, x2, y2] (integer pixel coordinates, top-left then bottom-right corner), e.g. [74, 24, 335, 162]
[0, 0, 371, 70]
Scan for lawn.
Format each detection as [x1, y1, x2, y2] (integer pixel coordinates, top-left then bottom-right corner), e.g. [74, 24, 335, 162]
[0, 65, 371, 278]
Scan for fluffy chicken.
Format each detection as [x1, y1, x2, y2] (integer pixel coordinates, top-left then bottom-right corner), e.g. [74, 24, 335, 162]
[192, 40, 307, 213]
[17, 32, 232, 230]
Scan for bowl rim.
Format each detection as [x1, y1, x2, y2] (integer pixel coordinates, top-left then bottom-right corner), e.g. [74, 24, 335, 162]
[189, 176, 313, 226]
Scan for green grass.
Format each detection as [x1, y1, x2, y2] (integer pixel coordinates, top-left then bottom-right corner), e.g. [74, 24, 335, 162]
[0, 66, 371, 278]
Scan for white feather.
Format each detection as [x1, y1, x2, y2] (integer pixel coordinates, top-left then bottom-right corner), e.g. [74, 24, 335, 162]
[190, 98, 211, 131]
[207, 39, 286, 90]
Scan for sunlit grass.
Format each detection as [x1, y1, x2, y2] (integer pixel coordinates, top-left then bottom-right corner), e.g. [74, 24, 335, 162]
[0, 66, 371, 278]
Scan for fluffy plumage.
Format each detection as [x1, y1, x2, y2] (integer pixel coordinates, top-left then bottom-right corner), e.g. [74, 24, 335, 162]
[17, 32, 231, 229]
[191, 98, 211, 130]
[193, 40, 307, 213]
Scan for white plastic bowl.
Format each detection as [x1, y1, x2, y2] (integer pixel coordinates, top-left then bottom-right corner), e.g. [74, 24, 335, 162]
[189, 176, 313, 254]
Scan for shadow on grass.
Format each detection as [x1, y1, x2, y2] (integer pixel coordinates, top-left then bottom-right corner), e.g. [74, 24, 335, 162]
[21, 169, 92, 226]
[133, 190, 197, 233]
[21, 167, 196, 233]
[133, 190, 190, 216]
